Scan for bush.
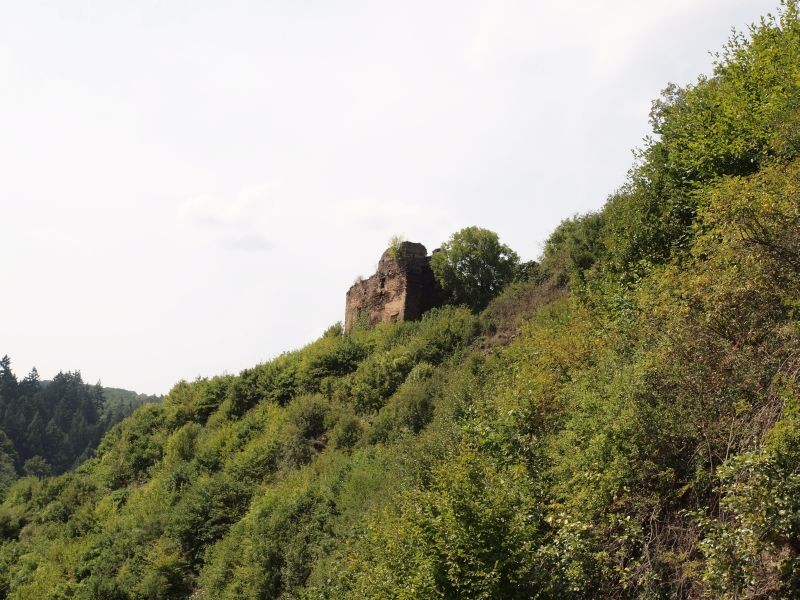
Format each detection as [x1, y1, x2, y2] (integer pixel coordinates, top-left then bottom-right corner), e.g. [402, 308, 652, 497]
[540, 212, 605, 289]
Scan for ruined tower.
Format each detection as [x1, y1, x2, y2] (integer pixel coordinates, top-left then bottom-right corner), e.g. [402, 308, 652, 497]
[344, 241, 442, 333]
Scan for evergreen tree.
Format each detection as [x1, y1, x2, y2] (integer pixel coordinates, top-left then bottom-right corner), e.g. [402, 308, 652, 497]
[0, 355, 17, 402]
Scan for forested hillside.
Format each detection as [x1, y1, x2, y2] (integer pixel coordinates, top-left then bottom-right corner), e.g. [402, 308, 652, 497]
[0, 357, 161, 492]
[0, 3, 798, 598]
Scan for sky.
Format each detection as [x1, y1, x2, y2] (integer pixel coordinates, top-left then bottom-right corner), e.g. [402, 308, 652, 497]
[0, 0, 780, 395]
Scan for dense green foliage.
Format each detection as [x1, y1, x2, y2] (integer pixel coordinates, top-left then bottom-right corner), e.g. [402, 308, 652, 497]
[101, 388, 163, 427]
[430, 226, 521, 311]
[0, 357, 160, 495]
[1, 4, 799, 598]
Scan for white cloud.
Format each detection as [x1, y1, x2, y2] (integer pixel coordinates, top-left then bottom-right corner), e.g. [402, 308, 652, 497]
[176, 184, 277, 252]
[178, 183, 274, 227]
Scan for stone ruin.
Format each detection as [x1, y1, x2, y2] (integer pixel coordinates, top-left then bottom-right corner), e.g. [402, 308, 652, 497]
[344, 241, 442, 333]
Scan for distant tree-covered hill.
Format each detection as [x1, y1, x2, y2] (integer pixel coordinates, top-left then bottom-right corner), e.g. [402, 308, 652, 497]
[0, 3, 798, 598]
[96, 386, 162, 425]
[0, 357, 161, 488]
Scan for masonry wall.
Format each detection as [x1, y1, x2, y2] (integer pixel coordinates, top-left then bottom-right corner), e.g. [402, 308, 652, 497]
[344, 242, 441, 333]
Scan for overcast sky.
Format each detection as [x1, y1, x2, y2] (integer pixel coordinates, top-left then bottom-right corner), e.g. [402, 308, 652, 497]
[0, 0, 779, 394]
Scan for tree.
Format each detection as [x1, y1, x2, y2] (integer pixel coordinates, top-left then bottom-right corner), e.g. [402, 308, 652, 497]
[22, 455, 52, 479]
[0, 355, 17, 402]
[430, 226, 520, 311]
[541, 212, 605, 288]
[18, 367, 41, 397]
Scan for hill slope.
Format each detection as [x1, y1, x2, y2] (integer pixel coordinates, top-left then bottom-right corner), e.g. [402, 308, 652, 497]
[1, 4, 799, 598]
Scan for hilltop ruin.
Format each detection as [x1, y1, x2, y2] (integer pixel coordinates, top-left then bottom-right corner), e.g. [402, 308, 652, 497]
[344, 241, 442, 333]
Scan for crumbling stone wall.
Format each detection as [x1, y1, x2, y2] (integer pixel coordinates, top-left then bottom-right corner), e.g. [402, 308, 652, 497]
[344, 242, 441, 333]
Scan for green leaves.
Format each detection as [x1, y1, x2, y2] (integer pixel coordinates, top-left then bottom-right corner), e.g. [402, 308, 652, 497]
[431, 227, 520, 312]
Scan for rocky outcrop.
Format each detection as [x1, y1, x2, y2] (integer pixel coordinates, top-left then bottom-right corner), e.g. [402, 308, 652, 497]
[344, 242, 442, 333]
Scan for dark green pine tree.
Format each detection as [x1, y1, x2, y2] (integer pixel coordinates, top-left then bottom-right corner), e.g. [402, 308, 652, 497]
[0, 355, 18, 404]
[18, 367, 41, 396]
[24, 412, 45, 460]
